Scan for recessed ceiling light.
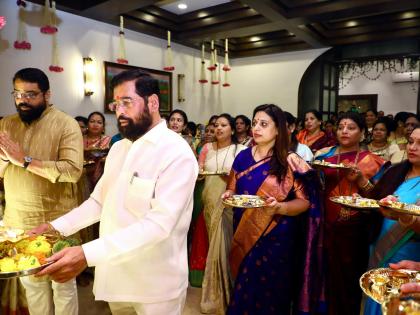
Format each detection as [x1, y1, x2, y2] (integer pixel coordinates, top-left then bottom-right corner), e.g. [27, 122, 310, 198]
[178, 3, 188, 10]
[250, 36, 261, 42]
[346, 20, 358, 27]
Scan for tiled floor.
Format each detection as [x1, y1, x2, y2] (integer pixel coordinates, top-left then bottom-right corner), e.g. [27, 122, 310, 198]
[78, 278, 204, 315]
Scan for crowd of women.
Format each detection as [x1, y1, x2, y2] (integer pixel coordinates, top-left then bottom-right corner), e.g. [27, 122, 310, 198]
[73, 106, 420, 315]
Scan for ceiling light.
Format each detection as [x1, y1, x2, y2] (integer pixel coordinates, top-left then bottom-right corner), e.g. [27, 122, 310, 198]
[178, 3, 188, 10]
[346, 21, 358, 27]
[402, 12, 416, 19]
[250, 36, 261, 42]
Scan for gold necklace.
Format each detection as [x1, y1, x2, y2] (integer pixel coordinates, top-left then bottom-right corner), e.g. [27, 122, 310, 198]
[216, 143, 231, 172]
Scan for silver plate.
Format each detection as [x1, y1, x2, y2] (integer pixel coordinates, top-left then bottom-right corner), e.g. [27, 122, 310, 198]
[0, 260, 54, 279]
[330, 196, 379, 210]
[222, 194, 266, 208]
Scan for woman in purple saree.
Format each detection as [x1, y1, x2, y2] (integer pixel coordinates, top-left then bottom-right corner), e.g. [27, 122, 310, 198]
[224, 104, 325, 315]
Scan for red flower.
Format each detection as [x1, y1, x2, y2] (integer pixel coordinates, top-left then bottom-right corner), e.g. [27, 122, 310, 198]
[163, 66, 175, 71]
[14, 41, 31, 49]
[222, 83, 231, 87]
[117, 58, 128, 64]
[41, 26, 58, 34]
[207, 65, 216, 71]
[198, 79, 208, 84]
[49, 65, 64, 72]
[211, 81, 219, 85]
[222, 65, 231, 71]
[0, 16, 6, 30]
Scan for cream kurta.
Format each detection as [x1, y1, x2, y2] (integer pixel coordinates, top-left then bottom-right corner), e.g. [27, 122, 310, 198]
[52, 120, 198, 303]
[0, 106, 83, 229]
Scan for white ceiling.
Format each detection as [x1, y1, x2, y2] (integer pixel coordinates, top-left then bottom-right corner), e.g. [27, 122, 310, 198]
[159, 0, 232, 14]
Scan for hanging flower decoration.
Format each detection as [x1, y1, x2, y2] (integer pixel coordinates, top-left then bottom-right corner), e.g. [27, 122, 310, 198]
[40, 0, 57, 34]
[222, 38, 231, 87]
[339, 57, 420, 93]
[0, 16, 6, 30]
[207, 40, 216, 71]
[211, 48, 219, 85]
[198, 43, 208, 84]
[117, 16, 128, 64]
[163, 30, 175, 71]
[15, 0, 31, 50]
[49, 2, 63, 72]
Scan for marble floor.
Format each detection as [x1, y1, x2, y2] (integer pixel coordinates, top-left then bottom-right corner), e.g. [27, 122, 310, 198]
[78, 278, 204, 315]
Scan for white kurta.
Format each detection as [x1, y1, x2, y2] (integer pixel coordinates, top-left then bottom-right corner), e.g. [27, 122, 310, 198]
[52, 120, 198, 303]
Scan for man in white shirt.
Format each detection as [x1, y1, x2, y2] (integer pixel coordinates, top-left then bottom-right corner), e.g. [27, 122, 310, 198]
[33, 69, 198, 315]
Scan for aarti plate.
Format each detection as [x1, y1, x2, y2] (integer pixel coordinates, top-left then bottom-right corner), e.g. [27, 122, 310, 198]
[382, 294, 420, 315]
[379, 201, 420, 217]
[0, 260, 54, 279]
[330, 196, 379, 210]
[312, 160, 351, 169]
[0, 227, 28, 243]
[360, 268, 420, 304]
[222, 195, 266, 208]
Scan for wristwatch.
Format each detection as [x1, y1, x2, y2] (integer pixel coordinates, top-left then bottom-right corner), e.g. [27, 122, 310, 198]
[23, 156, 32, 168]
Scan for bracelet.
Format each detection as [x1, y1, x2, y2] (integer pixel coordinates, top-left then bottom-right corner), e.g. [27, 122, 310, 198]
[1, 158, 9, 162]
[398, 216, 417, 227]
[361, 180, 374, 191]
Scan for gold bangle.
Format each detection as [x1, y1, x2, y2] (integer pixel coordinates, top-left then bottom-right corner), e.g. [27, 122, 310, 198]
[361, 180, 374, 191]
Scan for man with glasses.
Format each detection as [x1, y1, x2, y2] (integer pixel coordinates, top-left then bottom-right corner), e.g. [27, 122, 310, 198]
[0, 67, 83, 315]
[33, 69, 198, 315]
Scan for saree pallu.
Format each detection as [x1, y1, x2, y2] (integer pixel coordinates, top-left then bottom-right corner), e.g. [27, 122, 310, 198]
[297, 130, 336, 153]
[364, 175, 420, 315]
[227, 149, 324, 315]
[315, 147, 387, 315]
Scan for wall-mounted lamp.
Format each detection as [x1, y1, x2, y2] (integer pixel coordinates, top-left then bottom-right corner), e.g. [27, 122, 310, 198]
[83, 57, 94, 96]
[178, 74, 185, 102]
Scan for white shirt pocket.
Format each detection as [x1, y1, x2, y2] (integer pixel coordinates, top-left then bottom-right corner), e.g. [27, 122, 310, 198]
[124, 177, 155, 218]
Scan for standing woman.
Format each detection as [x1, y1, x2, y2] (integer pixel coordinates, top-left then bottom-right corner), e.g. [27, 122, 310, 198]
[314, 112, 388, 315]
[224, 104, 323, 315]
[363, 126, 420, 315]
[199, 114, 246, 314]
[297, 109, 336, 152]
[368, 118, 400, 162]
[168, 109, 196, 153]
[284, 111, 313, 162]
[364, 109, 378, 144]
[234, 115, 253, 147]
[84, 111, 111, 190]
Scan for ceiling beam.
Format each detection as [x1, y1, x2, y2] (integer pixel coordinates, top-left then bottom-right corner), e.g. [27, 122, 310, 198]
[83, 0, 161, 19]
[239, 0, 325, 48]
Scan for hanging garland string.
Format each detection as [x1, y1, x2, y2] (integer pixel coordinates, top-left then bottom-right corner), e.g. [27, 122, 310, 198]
[117, 16, 128, 64]
[49, 2, 63, 72]
[199, 43, 208, 84]
[223, 38, 231, 87]
[163, 30, 175, 71]
[339, 57, 419, 93]
[15, 0, 31, 49]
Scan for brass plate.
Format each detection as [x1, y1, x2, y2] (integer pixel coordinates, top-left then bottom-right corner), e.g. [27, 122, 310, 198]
[360, 268, 420, 304]
[222, 195, 266, 208]
[379, 202, 420, 217]
[382, 295, 420, 315]
[330, 196, 379, 210]
[0, 261, 54, 279]
[312, 160, 351, 169]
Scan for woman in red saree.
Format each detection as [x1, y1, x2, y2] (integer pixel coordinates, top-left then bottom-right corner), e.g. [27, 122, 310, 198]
[314, 111, 388, 315]
[297, 110, 336, 153]
[224, 104, 324, 315]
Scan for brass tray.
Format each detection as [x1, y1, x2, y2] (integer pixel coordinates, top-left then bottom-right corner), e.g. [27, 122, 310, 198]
[222, 195, 266, 208]
[199, 171, 229, 176]
[382, 294, 420, 315]
[0, 260, 54, 279]
[379, 201, 420, 217]
[330, 196, 379, 210]
[312, 160, 351, 169]
[360, 268, 420, 303]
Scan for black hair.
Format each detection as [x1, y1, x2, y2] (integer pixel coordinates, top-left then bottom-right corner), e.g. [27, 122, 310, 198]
[110, 69, 160, 102]
[366, 109, 378, 116]
[304, 109, 323, 122]
[253, 104, 289, 182]
[75, 116, 88, 126]
[337, 111, 366, 132]
[186, 121, 197, 137]
[208, 115, 218, 125]
[87, 111, 106, 134]
[235, 115, 251, 129]
[372, 117, 392, 136]
[284, 111, 298, 153]
[13, 68, 50, 93]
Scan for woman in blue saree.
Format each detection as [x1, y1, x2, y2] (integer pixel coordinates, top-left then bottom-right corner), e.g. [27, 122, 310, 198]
[363, 126, 420, 315]
[223, 104, 324, 315]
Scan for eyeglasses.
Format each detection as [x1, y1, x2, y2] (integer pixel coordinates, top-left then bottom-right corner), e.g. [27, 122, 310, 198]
[11, 91, 42, 100]
[108, 97, 143, 112]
